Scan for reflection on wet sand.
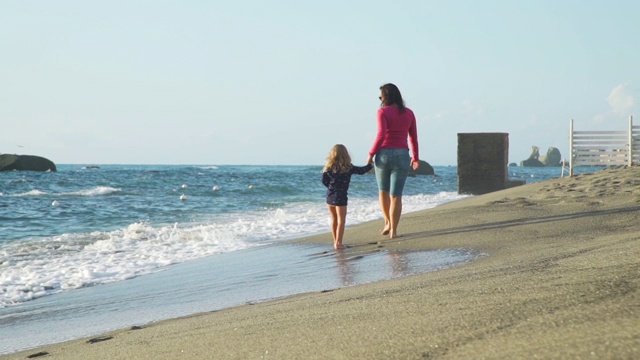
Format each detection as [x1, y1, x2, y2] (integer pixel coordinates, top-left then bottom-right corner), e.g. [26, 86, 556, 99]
[0, 244, 480, 355]
[334, 250, 412, 286]
[335, 251, 353, 286]
[388, 251, 409, 277]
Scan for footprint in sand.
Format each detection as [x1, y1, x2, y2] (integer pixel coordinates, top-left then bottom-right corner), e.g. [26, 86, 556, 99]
[514, 198, 535, 207]
[27, 352, 49, 358]
[87, 336, 114, 344]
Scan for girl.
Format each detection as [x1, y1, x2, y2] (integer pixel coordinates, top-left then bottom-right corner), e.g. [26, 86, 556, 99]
[322, 144, 373, 250]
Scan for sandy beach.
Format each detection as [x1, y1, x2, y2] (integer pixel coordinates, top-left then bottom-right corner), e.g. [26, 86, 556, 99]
[4, 166, 640, 359]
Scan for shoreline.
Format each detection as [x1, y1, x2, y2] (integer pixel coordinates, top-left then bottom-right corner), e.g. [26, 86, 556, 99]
[3, 167, 640, 359]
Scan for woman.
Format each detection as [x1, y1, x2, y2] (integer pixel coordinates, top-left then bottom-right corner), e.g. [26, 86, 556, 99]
[366, 83, 419, 239]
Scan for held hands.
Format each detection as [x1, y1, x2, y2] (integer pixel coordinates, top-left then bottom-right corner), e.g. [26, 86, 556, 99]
[366, 155, 374, 165]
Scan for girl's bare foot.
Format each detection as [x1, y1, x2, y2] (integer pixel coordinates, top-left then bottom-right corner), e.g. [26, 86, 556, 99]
[334, 243, 346, 250]
[381, 223, 391, 235]
[389, 230, 401, 239]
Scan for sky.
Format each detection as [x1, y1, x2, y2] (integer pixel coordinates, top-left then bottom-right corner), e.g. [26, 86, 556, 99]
[1, 1, 639, 166]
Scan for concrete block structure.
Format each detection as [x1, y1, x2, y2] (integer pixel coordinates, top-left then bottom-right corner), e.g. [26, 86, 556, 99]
[457, 133, 524, 195]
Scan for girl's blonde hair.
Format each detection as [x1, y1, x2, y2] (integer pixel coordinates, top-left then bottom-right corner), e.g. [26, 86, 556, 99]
[323, 144, 352, 173]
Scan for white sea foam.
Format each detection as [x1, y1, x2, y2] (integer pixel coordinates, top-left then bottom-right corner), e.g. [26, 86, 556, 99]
[0, 191, 465, 307]
[8, 187, 121, 197]
[12, 190, 48, 197]
[0, 222, 254, 307]
[62, 186, 121, 196]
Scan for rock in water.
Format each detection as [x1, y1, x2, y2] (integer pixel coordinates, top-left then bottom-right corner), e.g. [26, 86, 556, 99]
[0, 154, 57, 172]
[540, 147, 562, 167]
[409, 160, 435, 176]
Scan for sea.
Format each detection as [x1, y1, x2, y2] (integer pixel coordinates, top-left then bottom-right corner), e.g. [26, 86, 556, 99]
[0, 164, 576, 354]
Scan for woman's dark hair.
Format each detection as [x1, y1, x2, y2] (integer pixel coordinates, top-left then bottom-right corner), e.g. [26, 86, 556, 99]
[380, 83, 406, 113]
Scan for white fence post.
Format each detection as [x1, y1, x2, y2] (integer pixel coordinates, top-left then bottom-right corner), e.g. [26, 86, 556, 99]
[569, 119, 574, 176]
[630, 115, 635, 166]
[629, 116, 633, 167]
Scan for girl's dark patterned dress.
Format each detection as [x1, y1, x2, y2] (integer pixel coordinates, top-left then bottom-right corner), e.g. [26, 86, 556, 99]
[322, 164, 373, 206]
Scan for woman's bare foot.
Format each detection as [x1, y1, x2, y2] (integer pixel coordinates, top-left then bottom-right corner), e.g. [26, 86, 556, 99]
[334, 243, 347, 250]
[389, 230, 402, 239]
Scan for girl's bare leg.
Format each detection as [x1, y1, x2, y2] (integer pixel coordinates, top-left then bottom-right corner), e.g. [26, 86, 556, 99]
[327, 205, 338, 243]
[378, 191, 391, 235]
[389, 195, 402, 239]
[334, 205, 348, 249]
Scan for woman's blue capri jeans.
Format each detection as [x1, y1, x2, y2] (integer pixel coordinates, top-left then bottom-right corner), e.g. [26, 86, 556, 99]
[374, 148, 411, 196]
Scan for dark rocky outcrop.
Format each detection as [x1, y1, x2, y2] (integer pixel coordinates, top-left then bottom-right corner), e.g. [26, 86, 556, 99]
[520, 158, 544, 167]
[540, 147, 562, 166]
[520, 146, 562, 167]
[409, 160, 435, 176]
[520, 146, 544, 167]
[366, 160, 435, 176]
[0, 154, 57, 172]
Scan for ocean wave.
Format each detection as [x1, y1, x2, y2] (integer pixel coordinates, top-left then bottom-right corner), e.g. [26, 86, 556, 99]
[61, 186, 121, 196]
[0, 190, 466, 307]
[403, 191, 469, 210]
[6, 187, 121, 198]
[11, 190, 48, 197]
[0, 221, 255, 307]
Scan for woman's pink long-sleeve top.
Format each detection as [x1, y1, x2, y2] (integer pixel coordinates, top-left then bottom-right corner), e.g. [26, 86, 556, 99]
[368, 106, 419, 161]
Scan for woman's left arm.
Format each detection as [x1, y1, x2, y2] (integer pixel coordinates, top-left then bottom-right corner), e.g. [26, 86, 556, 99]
[408, 112, 419, 163]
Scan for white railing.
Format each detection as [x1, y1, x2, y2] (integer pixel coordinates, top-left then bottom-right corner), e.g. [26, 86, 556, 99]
[568, 116, 637, 176]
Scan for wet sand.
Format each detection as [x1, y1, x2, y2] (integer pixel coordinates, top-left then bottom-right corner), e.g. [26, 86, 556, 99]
[3, 166, 640, 359]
